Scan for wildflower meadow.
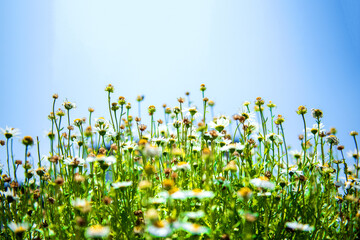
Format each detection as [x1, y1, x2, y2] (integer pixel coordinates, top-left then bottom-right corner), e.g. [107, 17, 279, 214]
[0, 84, 359, 239]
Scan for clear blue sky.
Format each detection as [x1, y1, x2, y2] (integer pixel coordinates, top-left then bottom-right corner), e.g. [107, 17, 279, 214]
[1, 1, 360, 165]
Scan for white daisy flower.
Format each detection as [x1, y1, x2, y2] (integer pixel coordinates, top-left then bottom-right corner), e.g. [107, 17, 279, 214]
[72, 198, 90, 208]
[86, 155, 116, 165]
[187, 189, 215, 199]
[183, 107, 202, 120]
[0, 188, 19, 202]
[181, 222, 210, 235]
[281, 166, 303, 176]
[72, 198, 92, 213]
[0, 126, 21, 139]
[158, 124, 169, 136]
[152, 137, 167, 145]
[250, 177, 275, 190]
[147, 220, 172, 238]
[347, 150, 360, 159]
[63, 101, 76, 110]
[172, 162, 191, 171]
[143, 144, 161, 157]
[289, 150, 302, 159]
[170, 189, 188, 200]
[266, 133, 283, 145]
[209, 116, 230, 132]
[94, 117, 110, 136]
[85, 225, 110, 239]
[8, 222, 30, 235]
[63, 157, 85, 167]
[192, 145, 201, 153]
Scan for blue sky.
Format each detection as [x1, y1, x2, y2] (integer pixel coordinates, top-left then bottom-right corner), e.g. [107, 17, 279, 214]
[1, 1, 360, 166]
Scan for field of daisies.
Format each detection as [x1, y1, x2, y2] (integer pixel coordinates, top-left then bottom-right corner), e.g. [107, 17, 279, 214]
[1, 84, 359, 239]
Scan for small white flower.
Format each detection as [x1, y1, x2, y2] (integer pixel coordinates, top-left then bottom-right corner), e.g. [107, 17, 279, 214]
[144, 144, 161, 157]
[120, 140, 134, 151]
[266, 133, 283, 145]
[63, 101, 76, 110]
[63, 157, 85, 167]
[147, 220, 172, 238]
[172, 162, 191, 171]
[8, 222, 30, 234]
[72, 198, 89, 208]
[0, 126, 21, 139]
[181, 222, 210, 235]
[183, 107, 202, 120]
[170, 189, 188, 200]
[209, 116, 230, 132]
[347, 150, 360, 159]
[86, 155, 116, 165]
[187, 189, 215, 199]
[0, 188, 19, 202]
[326, 135, 339, 145]
[289, 150, 302, 159]
[250, 177, 275, 190]
[85, 225, 110, 239]
[281, 166, 303, 176]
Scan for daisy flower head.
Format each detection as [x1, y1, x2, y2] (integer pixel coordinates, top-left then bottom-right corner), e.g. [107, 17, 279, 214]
[0, 126, 21, 139]
[72, 198, 91, 213]
[183, 106, 202, 120]
[311, 108, 323, 119]
[143, 144, 161, 157]
[169, 188, 188, 200]
[64, 157, 85, 167]
[147, 220, 172, 238]
[123, 141, 137, 152]
[187, 189, 215, 199]
[63, 100, 76, 110]
[289, 150, 302, 160]
[250, 177, 275, 190]
[149, 194, 168, 204]
[94, 117, 110, 136]
[172, 162, 191, 171]
[181, 222, 210, 235]
[347, 150, 360, 159]
[0, 188, 19, 202]
[281, 165, 303, 176]
[85, 225, 110, 239]
[326, 135, 339, 146]
[266, 133, 283, 145]
[158, 124, 168, 136]
[86, 154, 116, 165]
[8, 222, 30, 237]
[209, 116, 230, 132]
